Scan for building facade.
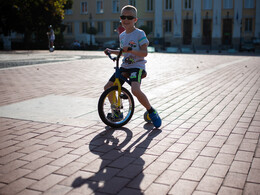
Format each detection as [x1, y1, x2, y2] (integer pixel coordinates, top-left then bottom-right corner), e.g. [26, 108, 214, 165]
[63, 0, 260, 49]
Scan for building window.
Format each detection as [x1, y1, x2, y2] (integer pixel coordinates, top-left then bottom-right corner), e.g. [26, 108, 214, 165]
[203, 0, 212, 10]
[165, 0, 172, 10]
[66, 22, 73, 34]
[82, 22, 88, 33]
[147, 21, 153, 33]
[97, 22, 104, 34]
[245, 18, 253, 32]
[165, 20, 172, 33]
[113, 21, 120, 34]
[223, 0, 233, 9]
[129, 0, 136, 7]
[81, 2, 88, 14]
[97, 0, 104, 13]
[65, 9, 73, 15]
[244, 0, 254, 8]
[147, 0, 153, 11]
[113, 0, 120, 13]
[184, 0, 192, 9]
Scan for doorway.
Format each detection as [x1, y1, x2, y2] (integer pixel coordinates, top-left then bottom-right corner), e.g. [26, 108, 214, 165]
[222, 19, 233, 45]
[183, 19, 192, 45]
[202, 19, 212, 45]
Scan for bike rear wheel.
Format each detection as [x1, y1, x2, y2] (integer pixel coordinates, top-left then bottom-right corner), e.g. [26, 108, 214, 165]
[98, 86, 134, 128]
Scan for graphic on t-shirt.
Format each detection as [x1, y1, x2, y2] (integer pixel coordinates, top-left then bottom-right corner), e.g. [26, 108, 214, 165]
[129, 41, 137, 48]
[124, 56, 135, 64]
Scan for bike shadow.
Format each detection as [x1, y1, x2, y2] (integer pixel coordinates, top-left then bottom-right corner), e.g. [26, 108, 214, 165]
[71, 126, 162, 194]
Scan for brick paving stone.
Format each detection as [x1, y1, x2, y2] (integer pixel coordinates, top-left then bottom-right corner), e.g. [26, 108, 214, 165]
[26, 164, 60, 180]
[200, 146, 220, 157]
[196, 175, 223, 193]
[191, 156, 214, 169]
[218, 186, 243, 195]
[155, 169, 182, 186]
[206, 163, 229, 178]
[234, 151, 254, 162]
[42, 184, 72, 195]
[168, 179, 198, 195]
[29, 174, 66, 191]
[223, 172, 247, 189]
[168, 159, 193, 172]
[117, 187, 143, 195]
[214, 153, 235, 165]
[251, 157, 260, 169]
[244, 183, 260, 195]
[16, 189, 42, 195]
[144, 183, 170, 195]
[229, 161, 251, 174]
[0, 51, 260, 194]
[247, 168, 260, 183]
[181, 167, 207, 181]
[127, 173, 158, 191]
[0, 177, 36, 195]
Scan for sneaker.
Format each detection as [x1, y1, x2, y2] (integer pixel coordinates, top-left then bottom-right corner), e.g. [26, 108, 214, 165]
[107, 111, 123, 121]
[149, 110, 161, 128]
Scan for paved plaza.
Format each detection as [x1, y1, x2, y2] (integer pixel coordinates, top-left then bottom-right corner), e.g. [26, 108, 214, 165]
[0, 50, 259, 194]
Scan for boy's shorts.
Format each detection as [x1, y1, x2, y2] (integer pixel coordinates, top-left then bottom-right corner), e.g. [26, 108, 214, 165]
[109, 67, 146, 85]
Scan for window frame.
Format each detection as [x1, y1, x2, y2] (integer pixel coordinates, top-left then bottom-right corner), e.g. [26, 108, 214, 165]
[245, 18, 253, 32]
[183, 0, 192, 10]
[203, 0, 212, 10]
[112, 0, 120, 13]
[165, 0, 173, 10]
[147, 0, 154, 12]
[244, 0, 254, 9]
[81, 1, 88, 14]
[129, 0, 136, 7]
[223, 0, 233, 9]
[96, 0, 104, 14]
[97, 21, 104, 34]
[164, 19, 172, 33]
[82, 22, 88, 34]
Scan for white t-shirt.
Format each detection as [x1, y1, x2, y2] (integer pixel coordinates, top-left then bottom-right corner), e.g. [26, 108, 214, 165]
[119, 29, 149, 70]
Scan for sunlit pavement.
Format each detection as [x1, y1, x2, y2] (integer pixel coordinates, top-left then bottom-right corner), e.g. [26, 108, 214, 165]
[0, 50, 259, 194]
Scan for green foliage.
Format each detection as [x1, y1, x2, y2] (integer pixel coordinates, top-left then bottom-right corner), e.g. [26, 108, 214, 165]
[0, 0, 73, 46]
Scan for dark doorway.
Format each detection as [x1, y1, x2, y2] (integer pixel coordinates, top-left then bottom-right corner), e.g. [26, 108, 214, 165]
[183, 19, 192, 44]
[222, 19, 233, 45]
[202, 19, 212, 45]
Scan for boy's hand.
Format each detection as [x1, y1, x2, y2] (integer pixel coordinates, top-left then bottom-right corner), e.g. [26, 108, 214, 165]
[122, 46, 132, 53]
[104, 48, 111, 55]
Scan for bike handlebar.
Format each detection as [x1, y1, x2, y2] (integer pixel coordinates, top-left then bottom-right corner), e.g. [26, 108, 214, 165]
[106, 47, 132, 62]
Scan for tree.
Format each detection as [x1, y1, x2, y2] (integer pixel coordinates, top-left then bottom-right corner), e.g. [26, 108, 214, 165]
[0, 0, 72, 48]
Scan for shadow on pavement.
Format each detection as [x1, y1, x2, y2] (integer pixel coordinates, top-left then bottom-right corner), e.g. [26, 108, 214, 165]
[71, 126, 162, 194]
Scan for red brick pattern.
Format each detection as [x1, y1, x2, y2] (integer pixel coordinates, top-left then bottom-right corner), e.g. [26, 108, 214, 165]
[0, 51, 259, 194]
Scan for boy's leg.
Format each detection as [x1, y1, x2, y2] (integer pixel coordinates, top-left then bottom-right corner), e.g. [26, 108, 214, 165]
[104, 81, 114, 90]
[131, 82, 151, 110]
[131, 82, 161, 128]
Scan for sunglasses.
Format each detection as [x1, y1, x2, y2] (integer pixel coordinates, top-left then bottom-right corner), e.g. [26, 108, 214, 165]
[120, 15, 135, 20]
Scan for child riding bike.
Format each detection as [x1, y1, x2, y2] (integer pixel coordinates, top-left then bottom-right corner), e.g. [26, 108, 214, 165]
[104, 5, 161, 128]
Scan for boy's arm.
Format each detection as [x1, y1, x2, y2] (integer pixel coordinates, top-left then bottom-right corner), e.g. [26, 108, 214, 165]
[123, 43, 148, 57]
[104, 48, 120, 55]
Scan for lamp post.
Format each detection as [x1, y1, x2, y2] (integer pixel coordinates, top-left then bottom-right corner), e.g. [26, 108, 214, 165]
[89, 13, 92, 46]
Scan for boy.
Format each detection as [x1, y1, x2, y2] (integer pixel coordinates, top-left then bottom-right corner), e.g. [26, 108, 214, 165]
[104, 5, 161, 128]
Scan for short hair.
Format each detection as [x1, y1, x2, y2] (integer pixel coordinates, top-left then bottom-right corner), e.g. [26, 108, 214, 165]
[121, 5, 137, 17]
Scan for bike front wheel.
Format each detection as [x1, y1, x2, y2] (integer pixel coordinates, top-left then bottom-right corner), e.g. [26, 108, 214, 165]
[98, 86, 135, 128]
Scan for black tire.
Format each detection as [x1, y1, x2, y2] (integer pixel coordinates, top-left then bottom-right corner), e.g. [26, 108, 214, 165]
[98, 86, 135, 128]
